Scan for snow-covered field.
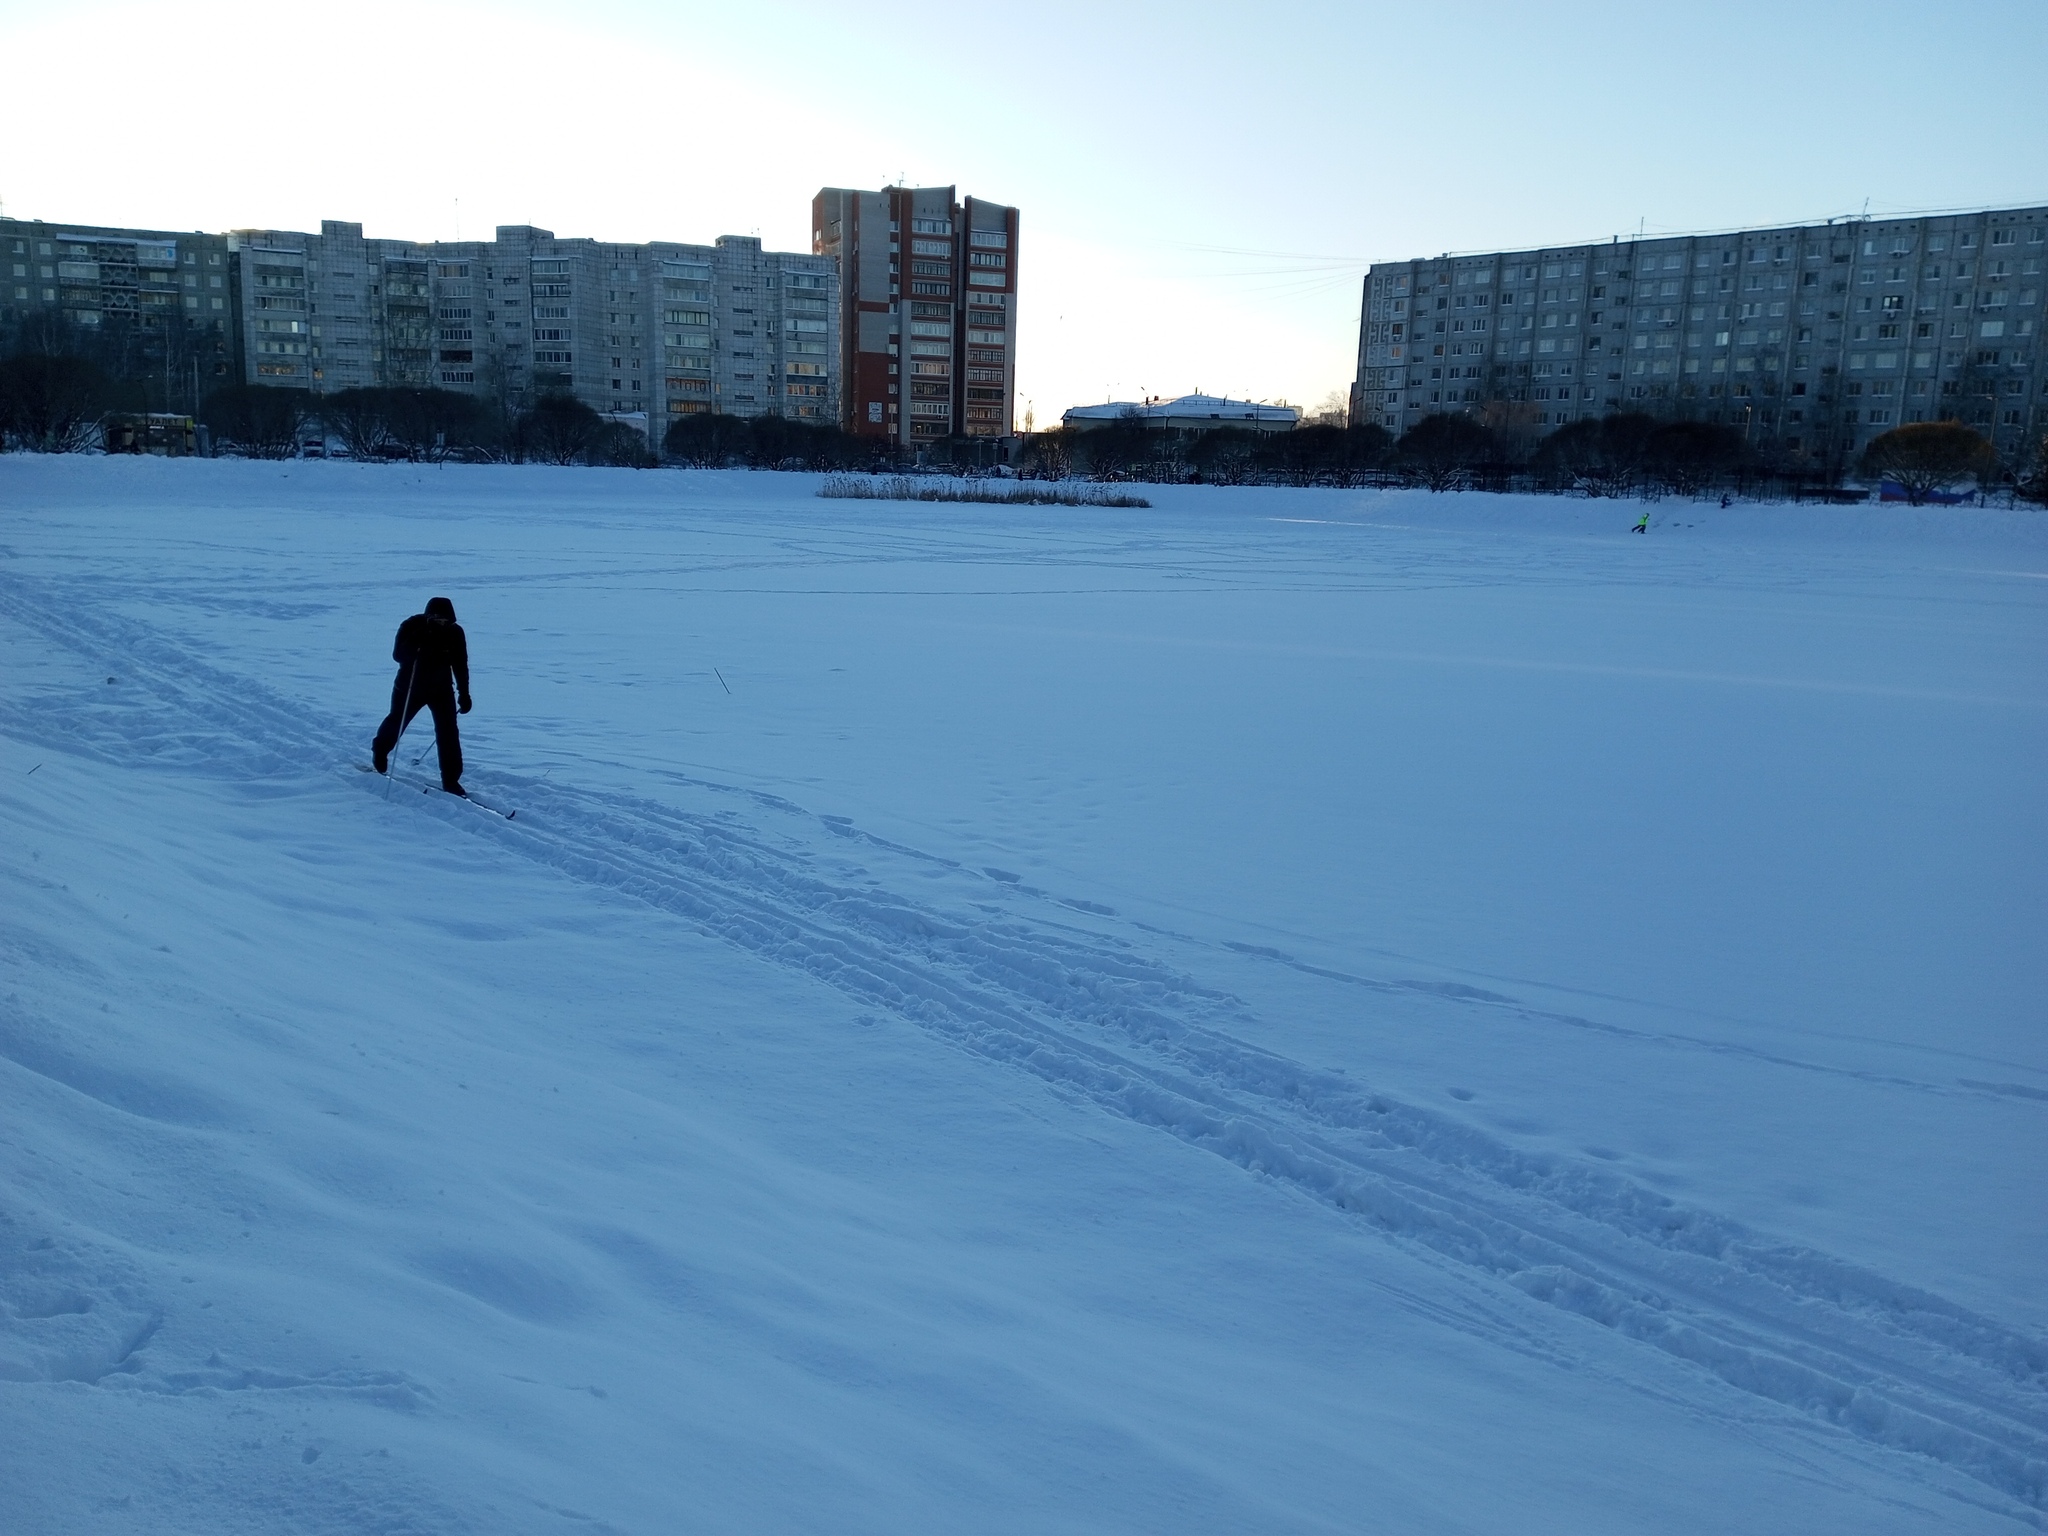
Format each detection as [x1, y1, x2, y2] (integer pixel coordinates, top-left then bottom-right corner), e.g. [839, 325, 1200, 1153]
[2, 455, 2043, 1534]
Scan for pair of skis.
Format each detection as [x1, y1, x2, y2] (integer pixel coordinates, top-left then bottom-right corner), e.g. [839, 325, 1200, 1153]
[437, 785, 516, 821]
[356, 763, 516, 820]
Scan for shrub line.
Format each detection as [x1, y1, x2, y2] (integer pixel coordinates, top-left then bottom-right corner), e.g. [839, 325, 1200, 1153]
[818, 474, 1149, 508]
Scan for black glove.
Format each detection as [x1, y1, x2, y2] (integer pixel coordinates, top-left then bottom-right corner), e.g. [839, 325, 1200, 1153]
[458, 693, 473, 715]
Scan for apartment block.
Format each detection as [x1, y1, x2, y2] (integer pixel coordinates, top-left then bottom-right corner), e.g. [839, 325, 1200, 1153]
[219, 222, 838, 431]
[467, 228, 838, 426]
[1, 215, 237, 408]
[1353, 205, 2048, 464]
[226, 221, 434, 392]
[813, 185, 1018, 444]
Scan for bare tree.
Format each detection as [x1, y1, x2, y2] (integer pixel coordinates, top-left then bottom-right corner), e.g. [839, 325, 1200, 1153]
[1858, 422, 1995, 504]
[518, 393, 605, 466]
[0, 354, 112, 452]
[1078, 410, 1155, 479]
[386, 387, 485, 462]
[2016, 433, 2048, 507]
[1015, 427, 1076, 480]
[1475, 397, 1543, 466]
[1187, 426, 1260, 485]
[319, 388, 395, 460]
[1645, 420, 1745, 496]
[1532, 413, 1657, 497]
[202, 384, 311, 459]
[1397, 412, 1497, 492]
[1303, 388, 1350, 428]
[663, 411, 753, 468]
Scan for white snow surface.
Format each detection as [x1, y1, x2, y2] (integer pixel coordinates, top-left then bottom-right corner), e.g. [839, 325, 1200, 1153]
[1, 456, 2043, 1534]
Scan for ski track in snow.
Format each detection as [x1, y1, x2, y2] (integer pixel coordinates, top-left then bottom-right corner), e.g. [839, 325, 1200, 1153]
[3, 569, 2044, 1522]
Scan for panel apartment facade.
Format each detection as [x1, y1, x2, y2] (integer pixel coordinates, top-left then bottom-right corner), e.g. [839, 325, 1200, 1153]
[227, 221, 434, 393]
[7, 212, 838, 435]
[813, 185, 1018, 445]
[222, 222, 838, 431]
[1354, 204, 2047, 466]
[2, 215, 238, 409]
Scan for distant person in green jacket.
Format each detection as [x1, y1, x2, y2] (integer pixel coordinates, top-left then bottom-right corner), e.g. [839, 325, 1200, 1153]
[1631, 511, 1650, 534]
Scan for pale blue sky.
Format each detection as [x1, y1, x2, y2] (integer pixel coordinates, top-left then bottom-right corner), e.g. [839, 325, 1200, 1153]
[3, 0, 2043, 419]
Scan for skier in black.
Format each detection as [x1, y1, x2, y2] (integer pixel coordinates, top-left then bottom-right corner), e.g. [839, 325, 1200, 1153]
[371, 596, 472, 795]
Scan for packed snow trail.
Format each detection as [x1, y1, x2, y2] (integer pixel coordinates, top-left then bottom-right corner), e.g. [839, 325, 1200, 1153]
[4, 562, 2043, 1522]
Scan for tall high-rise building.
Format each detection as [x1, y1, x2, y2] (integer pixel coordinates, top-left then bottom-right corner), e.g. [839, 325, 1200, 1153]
[1353, 204, 2046, 469]
[813, 185, 1018, 445]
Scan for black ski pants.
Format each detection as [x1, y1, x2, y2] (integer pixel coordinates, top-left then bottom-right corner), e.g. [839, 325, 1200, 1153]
[374, 677, 463, 788]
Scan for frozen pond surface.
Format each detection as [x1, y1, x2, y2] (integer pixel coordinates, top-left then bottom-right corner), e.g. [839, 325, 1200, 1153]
[2, 456, 2043, 1533]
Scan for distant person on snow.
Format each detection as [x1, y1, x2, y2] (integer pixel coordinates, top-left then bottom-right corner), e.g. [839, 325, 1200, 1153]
[1631, 511, 1650, 534]
[371, 596, 471, 796]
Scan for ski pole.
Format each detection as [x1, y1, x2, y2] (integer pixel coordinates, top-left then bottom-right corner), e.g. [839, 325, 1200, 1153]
[386, 655, 419, 799]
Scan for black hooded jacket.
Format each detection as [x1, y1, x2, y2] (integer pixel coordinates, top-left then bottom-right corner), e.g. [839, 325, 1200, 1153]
[393, 614, 470, 699]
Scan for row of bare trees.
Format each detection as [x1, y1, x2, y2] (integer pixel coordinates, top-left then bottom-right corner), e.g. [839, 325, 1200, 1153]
[1420, 413, 1752, 497]
[202, 385, 660, 466]
[0, 368, 665, 467]
[663, 413, 897, 470]
[6, 331, 2038, 504]
[0, 306, 239, 450]
[1008, 408, 2044, 505]
[1017, 419, 1396, 486]
[1414, 412, 2035, 503]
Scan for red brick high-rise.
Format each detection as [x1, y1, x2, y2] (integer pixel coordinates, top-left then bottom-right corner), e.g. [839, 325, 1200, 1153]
[813, 185, 1018, 446]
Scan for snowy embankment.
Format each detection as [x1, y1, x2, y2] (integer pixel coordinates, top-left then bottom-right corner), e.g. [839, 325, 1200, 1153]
[2, 456, 2044, 1534]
